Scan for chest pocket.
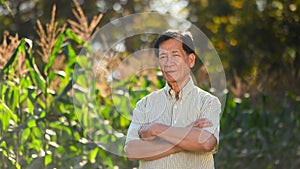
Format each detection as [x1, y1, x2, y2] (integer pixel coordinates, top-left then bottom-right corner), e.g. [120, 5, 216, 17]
[144, 92, 168, 124]
[171, 98, 200, 127]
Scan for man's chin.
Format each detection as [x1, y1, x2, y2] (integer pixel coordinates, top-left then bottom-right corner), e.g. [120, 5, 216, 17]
[162, 72, 178, 81]
[164, 76, 178, 84]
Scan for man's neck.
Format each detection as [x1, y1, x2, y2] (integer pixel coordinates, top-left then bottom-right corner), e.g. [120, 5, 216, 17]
[167, 76, 190, 100]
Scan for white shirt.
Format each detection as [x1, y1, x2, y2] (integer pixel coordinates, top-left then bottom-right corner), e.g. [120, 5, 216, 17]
[125, 79, 221, 169]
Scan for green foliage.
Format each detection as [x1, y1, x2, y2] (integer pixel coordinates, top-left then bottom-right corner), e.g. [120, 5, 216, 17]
[0, 1, 299, 169]
[189, 0, 300, 96]
[216, 92, 300, 169]
[1, 33, 298, 169]
[0, 0, 13, 16]
[0, 28, 124, 168]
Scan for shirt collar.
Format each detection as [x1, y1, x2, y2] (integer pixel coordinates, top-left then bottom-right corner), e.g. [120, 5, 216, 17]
[164, 77, 195, 101]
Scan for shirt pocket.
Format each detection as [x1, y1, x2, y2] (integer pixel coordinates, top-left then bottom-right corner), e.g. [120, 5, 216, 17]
[179, 102, 199, 127]
[144, 94, 167, 124]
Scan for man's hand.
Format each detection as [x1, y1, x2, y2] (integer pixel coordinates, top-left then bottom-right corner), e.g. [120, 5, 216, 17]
[191, 118, 213, 128]
[138, 118, 212, 141]
[135, 118, 216, 153]
[138, 123, 161, 141]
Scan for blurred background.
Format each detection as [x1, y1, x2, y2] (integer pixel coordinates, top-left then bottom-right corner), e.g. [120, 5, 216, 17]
[0, 0, 299, 168]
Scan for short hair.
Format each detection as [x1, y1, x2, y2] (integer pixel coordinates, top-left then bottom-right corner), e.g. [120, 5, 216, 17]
[154, 30, 195, 57]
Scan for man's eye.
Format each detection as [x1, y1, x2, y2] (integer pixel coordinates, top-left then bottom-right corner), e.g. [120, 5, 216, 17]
[159, 55, 166, 59]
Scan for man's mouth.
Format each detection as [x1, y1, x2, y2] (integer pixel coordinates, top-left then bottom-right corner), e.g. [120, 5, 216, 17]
[164, 70, 176, 73]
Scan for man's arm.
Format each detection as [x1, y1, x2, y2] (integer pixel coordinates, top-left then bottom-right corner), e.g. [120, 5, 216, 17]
[139, 95, 221, 152]
[125, 118, 212, 161]
[139, 123, 217, 152]
[124, 139, 182, 161]
[138, 121, 216, 152]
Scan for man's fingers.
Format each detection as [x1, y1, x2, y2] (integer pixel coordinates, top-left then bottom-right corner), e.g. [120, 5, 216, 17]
[193, 119, 205, 126]
[139, 130, 156, 140]
[139, 125, 156, 140]
[193, 118, 213, 128]
[194, 123, 212, 128]
[140, 136, 156, 141]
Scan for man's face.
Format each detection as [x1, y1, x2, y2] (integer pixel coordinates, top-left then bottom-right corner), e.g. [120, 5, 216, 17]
[158, 38, 195, 85]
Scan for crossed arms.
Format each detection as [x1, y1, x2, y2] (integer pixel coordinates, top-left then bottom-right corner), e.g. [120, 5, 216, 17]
[124, 118, 217, 161]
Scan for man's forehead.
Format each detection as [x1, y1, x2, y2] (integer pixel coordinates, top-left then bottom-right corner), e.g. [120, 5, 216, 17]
[159, 49, 181, 54]
[159, 40, 183, 52]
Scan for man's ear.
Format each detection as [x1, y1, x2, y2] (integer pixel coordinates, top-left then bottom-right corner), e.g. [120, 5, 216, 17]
[188, 53, 196, 68]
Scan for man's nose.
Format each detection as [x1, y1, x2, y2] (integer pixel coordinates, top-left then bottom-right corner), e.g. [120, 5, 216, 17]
[164, 56, 174, 66]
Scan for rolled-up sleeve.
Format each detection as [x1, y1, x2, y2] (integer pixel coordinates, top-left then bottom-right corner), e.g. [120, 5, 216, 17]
[199, 95, 221, 152]
[125, 98, 147, 144]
